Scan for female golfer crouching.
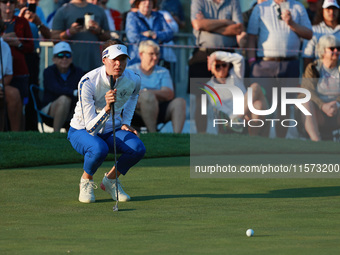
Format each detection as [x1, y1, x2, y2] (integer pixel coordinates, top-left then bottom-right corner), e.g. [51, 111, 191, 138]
[68, 39, 145, 203]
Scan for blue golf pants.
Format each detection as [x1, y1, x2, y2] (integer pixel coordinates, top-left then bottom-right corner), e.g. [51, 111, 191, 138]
[68, 127, 146, 176]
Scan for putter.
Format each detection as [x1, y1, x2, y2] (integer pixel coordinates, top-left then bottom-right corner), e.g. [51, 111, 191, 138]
[110, 75, 119, 212]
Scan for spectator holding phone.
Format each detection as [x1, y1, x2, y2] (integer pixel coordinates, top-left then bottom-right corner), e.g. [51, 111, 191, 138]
[1, 0, 34, 131]
[51, 0, 110, 72]
[16, 0, 51, 130]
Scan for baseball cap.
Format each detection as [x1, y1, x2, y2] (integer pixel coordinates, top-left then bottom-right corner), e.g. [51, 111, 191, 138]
[102, 44, 130, 60]
[323, 0, 340, 9]
[53, 42, 72, 55]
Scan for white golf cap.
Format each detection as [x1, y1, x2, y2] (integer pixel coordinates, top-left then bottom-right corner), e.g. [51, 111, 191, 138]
[53, 42, 72, 55]
[102, 44, 130, 60]
[323, 0, 340, 9]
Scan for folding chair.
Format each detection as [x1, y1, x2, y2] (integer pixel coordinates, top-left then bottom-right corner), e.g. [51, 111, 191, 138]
[29, 84, 54, 132]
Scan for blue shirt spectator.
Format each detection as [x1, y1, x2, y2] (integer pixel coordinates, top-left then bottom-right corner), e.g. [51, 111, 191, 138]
[125, 0, 173, 64]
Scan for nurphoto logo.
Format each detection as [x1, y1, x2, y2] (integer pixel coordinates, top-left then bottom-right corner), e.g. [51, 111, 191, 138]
[200, 83, 312, 129]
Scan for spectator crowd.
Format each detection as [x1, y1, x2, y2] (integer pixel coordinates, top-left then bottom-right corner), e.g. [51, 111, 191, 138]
[0, 0, 340, 142]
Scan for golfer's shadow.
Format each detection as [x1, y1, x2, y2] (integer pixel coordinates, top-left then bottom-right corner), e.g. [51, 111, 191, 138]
[132, 186, 340, 202]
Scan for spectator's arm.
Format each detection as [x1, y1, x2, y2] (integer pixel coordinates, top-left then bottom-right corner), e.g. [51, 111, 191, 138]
[51, 22, 83, 40]
[192, 16, 234, 32]
[301, 64, 324, 109]
[51, 30, 63, 40]
[212, 23, 243, 36]
[282, 10, 313, 40]
[153, 15, 174, 43]
[19, 7, 51, 39]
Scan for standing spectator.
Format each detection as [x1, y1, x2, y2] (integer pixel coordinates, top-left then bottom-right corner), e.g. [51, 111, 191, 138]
[303, 0, 340, 70]
[1, 0, 34, 131]
[0, 19, 13, 131]
[41, 42, 83, 132]
[189, 0, 243, 132]
[306, 0, 319, 23]
[159, 0, 185, 29]
[51, 0, 110, 73]
[156, 3, 178, 74]
[121, 0, 138, 31]
[243, 0, 268, 31]
[16, 0, 51, 131]
[97, 0, 122, 31]
[125, 0, 173, 64]
[247, 0, 313, 138]
[299, 34, 340, 141]
[128, 40, 186, 133]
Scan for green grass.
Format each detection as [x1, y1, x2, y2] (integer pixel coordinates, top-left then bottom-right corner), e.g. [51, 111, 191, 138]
[1, 156, 340, 254]
[0, 132, 189, 169]
[2, 132, 340, 254]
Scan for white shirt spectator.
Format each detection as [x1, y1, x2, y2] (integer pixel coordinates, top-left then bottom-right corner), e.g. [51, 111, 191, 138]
[303, 21, 340, 58]
[0, 38, 13, 80]
[247, 0, 312, 57]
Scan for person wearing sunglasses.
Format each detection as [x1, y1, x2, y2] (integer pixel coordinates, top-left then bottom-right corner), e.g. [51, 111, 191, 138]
[299, 34, 340, 141]
[40, 42, 83, 132]
[303, 0, 340, 71]
[206, 51, 268, 136]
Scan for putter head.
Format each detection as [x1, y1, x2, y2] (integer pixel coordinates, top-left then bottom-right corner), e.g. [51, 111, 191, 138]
[113, 202, 119, 212]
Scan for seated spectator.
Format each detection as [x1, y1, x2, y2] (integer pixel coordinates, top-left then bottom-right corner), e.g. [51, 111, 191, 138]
[206, 51, 268, 136]
[127, 40, 186, 133]
[1, 0, 34, 131]
[41, 42, 83, 132]
[299, 34, 340, 141]
[125, 0, 173, 64]
[303, 0, 340, 70]
[0, 19, 14, 131]
[159, 0, 185, 29]
[51, 0, 110, 73]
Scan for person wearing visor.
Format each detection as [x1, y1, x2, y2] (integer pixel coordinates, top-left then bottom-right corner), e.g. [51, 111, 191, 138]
[41, 42, 83, 132]
[68, 39, 145, 204]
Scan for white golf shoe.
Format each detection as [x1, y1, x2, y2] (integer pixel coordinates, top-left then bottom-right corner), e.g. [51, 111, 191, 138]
[100, 174, 131, 202]
[79, 178, 97, 203]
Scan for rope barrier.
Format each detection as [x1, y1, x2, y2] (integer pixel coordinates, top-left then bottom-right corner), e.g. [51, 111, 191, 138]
[6, 36, 308, 54]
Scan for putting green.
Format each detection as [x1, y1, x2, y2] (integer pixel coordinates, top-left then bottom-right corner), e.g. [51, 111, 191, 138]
[1, 156, 340, 254]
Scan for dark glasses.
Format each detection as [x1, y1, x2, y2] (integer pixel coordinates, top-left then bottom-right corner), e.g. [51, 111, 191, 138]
[215, 63, 228, 69]
[329, 47, 340, 52]
[0, 0, 16, 4]
[56, 52, 72, 59]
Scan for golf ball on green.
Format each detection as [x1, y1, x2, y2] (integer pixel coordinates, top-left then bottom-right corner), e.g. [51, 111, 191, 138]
[246, 229, 254, 237]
